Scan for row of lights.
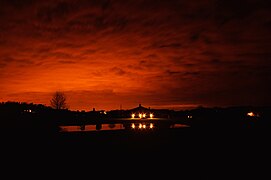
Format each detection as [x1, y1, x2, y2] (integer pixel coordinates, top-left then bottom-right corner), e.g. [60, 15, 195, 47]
[131, 123, 154, 129]
[131, 113, 154, 119]
[24, 109, 33, 113]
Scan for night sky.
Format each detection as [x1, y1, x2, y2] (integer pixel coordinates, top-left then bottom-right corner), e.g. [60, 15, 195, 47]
[0, 0, 271, 111]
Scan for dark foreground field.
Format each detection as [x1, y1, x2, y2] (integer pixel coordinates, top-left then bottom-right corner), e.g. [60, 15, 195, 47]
[57, 128, 268, 150]
[3, 127, 270, 155]
[1, 127, 270, 179]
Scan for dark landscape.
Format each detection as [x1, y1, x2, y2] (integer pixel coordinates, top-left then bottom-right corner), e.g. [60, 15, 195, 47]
[1, 0, 271, 173]
[1, 102, 270, 155]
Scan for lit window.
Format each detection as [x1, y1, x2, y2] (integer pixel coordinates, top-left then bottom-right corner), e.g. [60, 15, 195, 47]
[143, 113, 146, 118]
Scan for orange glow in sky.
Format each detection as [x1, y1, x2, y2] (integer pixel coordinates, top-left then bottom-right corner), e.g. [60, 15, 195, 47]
[0, 0, 270, 110]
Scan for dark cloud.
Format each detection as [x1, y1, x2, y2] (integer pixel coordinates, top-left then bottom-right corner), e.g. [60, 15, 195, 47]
[182, 71, 201, 77]
[0, 0, 35, 8]
[214, 0, 255, 25]
[36, 1, 75, 23]
[165, 70, 181, 76]
[157, 43, 182, 49]
[111, 67, 127, 76]
[0, 62, 7, 68]
[0, 0, 271, 110]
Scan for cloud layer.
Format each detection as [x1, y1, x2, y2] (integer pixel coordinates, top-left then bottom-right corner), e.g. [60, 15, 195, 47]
[1, 0, 271, 110]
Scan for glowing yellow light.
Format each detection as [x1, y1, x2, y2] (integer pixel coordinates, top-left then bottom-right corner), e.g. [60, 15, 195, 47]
[150, 113, 153, 119]
[143, 124, 146, 128]
[139, 123, 142, 128]
[131, 123, 135, 129]
[247, 112, 255, 117]
[139, 113, 142, 118]
[150, 123, 153, 129]
[131, 114, 135, 118]
[143, 113, 146, 118]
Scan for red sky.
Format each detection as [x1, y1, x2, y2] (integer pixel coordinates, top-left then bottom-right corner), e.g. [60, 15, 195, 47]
[0, 0, 271, 111]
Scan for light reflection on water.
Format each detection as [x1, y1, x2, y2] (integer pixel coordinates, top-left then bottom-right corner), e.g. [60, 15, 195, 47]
[60, 123, 188, 132]
[172, 124, 189, 128]
[60, 124, 125, 132]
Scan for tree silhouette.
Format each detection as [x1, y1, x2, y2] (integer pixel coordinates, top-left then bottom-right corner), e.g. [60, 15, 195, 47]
[50, 91, 67, 110]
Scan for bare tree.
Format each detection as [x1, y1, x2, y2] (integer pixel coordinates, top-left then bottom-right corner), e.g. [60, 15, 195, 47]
[50, 91, 67, 110]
